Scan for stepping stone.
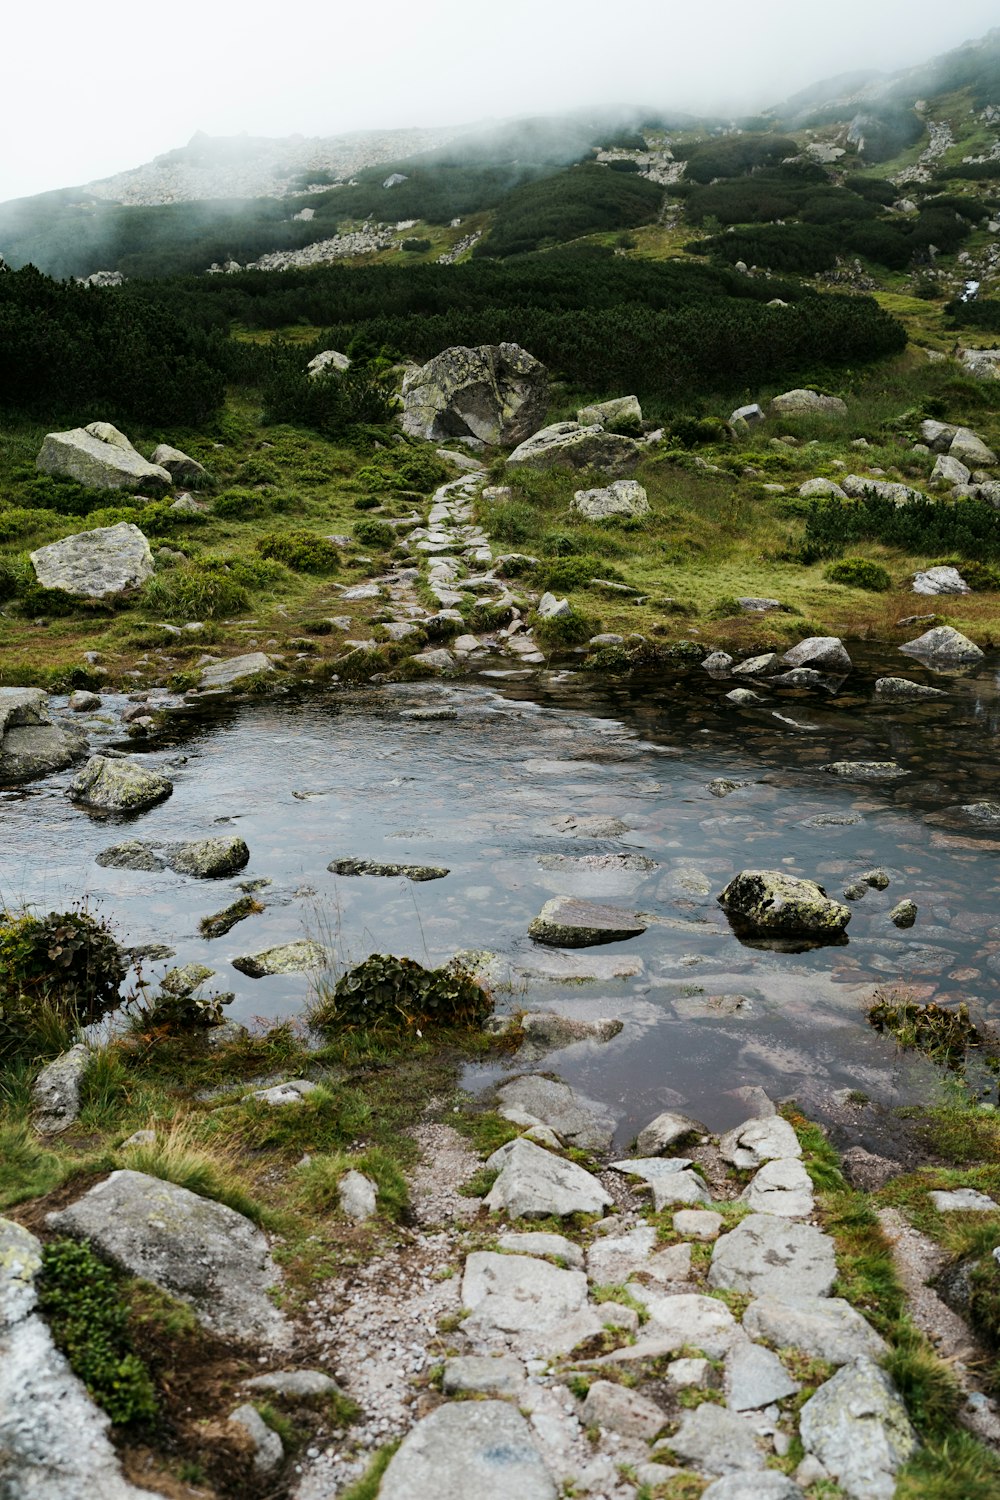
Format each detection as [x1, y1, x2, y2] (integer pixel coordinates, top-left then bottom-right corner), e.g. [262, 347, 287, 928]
[719, 1116, 801, 1169]
[580, 1380, 666, 1440]
[725, 1342, 799, 1410]
[799, 1358, 918, 1500]
[743, 1296, 887, 1365]
[741, 1158, 815, 1218]
[709, 1215, 836, 1299]
[498, 1231, 583, 1268]
[586, 1226, 658, 1283]
[442, 1355, 524, 1396]
[484, 1139, 611, 1219]
[673, 1209, 724, 1240]
[528, 898, 647, 948]
[378, 1401, 556, 1500]
[670, 1402, 765, 1475]
[615, 1290, 739, 1358]
[495, 1075, 616, 1151]
[610, 1158, 709, 1209]
[461, 1251, 588, 1345]
[636, 1110, 707, 1155]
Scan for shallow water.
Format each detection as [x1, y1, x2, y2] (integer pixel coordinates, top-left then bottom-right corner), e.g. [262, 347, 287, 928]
[4, 644, 1000, 1144]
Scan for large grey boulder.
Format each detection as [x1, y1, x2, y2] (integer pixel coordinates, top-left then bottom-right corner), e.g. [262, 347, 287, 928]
[899, 625, 983, 666]
[577, 395, 642, 430]
[799, 1358, 918, 1499]
[930, 453, 971, 487]
[920, 418, 957, 450]
[506, 421, 641, 475]
[743, 1296, 888, 1365]
[483, 1138, 611, 1218]
[960, 348, 1000, 380]
[949, 426, 996, 467]
[571, 478, 649, 520]
[718, 870, 850, 939]
[401, 343, 548, 446]
[0, 1217, 159, 1500]
[199, 652, 276, 689]
[47, 1170, 289, 1348]
[0, 687, 89, 786]
[151, 443, 208, 484]
[163, 836, 250, 878]
[841, 474, 926, 505]
[669, 1402, 766, 1474]
[782, 636, 851, 673]
[461, 1251, 588, 1344]
[874, 676, 947, 701]
[35, 424, 172, 493]
[528, 897, 646, 947]
[912, 565, 969, 596]
[68, 754, 172, 813]
[710, 1215, 837, 1298]
[495, 1074, 616, 1150]
[307, 348, 351, 377]
[378, 1401, 556, 1500]
[31, 522, 155, 598]
[798, 477, 847, 499]
[31, 1044, 90, 1136]
[769, 389, 847, 419]
[611, 1159, 710, 1210]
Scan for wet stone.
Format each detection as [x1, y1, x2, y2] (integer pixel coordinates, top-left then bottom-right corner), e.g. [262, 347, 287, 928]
[495, 1075, 616, 1151]
[528, 897, 647, 947]
[822, 760, 907, 781]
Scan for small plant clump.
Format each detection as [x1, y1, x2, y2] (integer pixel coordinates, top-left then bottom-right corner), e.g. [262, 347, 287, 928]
[0, 908, 125, 1037]
[867, 990, 1000, 1085]
[256, 530, 341, 573]
[352, 517, 395, 549]
[824, 556, 893, 591]
[312, 954, 490, 1034]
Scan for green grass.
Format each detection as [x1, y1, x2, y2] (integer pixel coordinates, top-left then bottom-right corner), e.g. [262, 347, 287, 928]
[338, 1442, 401, 1500]
[292, 1147, 409, 1221]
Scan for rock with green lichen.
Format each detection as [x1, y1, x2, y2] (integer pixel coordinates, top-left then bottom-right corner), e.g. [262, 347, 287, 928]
[528, 897, 647, 947]
[718, 870, 850, 939]
[68, 755, 172, 814]
[232, 940, 327, 978]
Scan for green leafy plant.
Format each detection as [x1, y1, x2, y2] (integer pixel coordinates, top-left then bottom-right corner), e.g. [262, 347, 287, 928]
[825, 556, 892, 591]
[352, 518, 395, 549]
[0, 908, 124, 1030]
[256, 530, 340, 574]
[311, 954, 490, 1034]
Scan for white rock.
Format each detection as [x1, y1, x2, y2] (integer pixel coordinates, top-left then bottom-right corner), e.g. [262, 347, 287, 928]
[912, 565, 970, 596]
[741, 1157, 815, 1218]
[725, 1342, 800, 1410]
[929, 1187, 998, 1212]
[610, 1158, 709, 1209]
[621, 1289, 739, 1358]
[484, 1138, 612, 1219]
[498, 1231, 584, 1268]
[379, 1400, 556, 1499]
[580, 1380, 665, 1439]
[798, 1358, 918, 1500]
[719, 1116, 802, 1169]
[461, 1251, 588, 1345]
[586, 1225, 658, 1283]
[743, 1296, 888, 1365]
[635, 1109, 707, 1155]
[339, 1169, 377, 1220]
[31, 523, 155, 599]
[537, 592, 571, 619]
[228, 1403, 283, 1472]
[673, 1209, 724, 1240]
[709, 1215, 836, 1298]
[571, 479, 649, 520]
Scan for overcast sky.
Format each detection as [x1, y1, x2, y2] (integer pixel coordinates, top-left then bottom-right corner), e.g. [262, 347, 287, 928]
[3, 0, 998, 202]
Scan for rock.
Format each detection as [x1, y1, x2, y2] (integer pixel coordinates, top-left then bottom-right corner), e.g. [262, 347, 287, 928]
[782, 637, 851, 673]
[401, 344, 547, 446]
[617, 1291, 739, 1359]
[738, 596, 791, 613]
[547, 813, 631, 838]
[702, 1476, 806, 1500]
[378, 1401, 556, 1500]
[536, 591, 571, 619]
[31, 522, 154, 599]
[47, 1170, 289, 1347]
[161, 963, 214, 996]
[96, 839, 165, 870]
[731, 403, 765, 426]
[506, 421, 641, 475]
[744, 1296, 888, 1365]
[725, 688, 766, 705]
[840, 1147, 901, 1192]
[484, 1139, 612, 1218]
[199, 652, 275, 689]
[708, 778, 749, 797]
[674, 1209, 724, 1240]
[36, 425, 172, 493]
[920, 419, 957, 450]
[31, 1044, 90, 1136]
[949, 426, 997, 466]
[307, 348, 351, 376]
[496, 1075, 615, 1150]
[68, 690, 102, 711]
[577, 395, 642, 429]
[798, 477, 847, 498]
[703, 651, 734, 672]
[586, 1225, 658, 1283]
[251, 1080, 317, 1106]
[769, 389, 847, 419]
[741, 1158, 815, 1218]
[725, 1342, 799, 1410]
[720, 1115, 802, 1168]
[339, 1170, 378, 1220]
[414, 647, 457, 672]
[232, 940, 327, 977]
[929, 1187, 999, 1212]
[913, 565, 969, 596]
[580, 1380, 665, 1440]
[68, 754, 172, 813]
[498, 1231, 584, 1268]
[798, 1358, 918, 1500]
[163, 836, 250, 878]
[874, 677, 947, 700]
[327, 857, 448, 881]
[610, 1159, 710, 1209]
[718, 870, 850, 939]
[462, 1251, 589, 1343]
[710, 1215, 837, 1298]
[571, 479, 650, 520]
[228, 1402, 283, 1473]
[890, 899, 918, 928]
[670, 1402, 766, 1474]
[841, 474, 926, 505]
[667, 1356, 720, 1390]
[646, 1241, 694, 1284]
[899, 625, 983, 666]
[528, 898, 646, 947]
[442, 1354, 524, 1396]
[636, 1110, 707, 1155]
[731, 652, 783, 677]
[0, 696, 89, 785]
[823, 760, 907, 781]
[930, 453, 971, 487]
[244, 1369, 341, 1398]
[519, 1013, 623, 1047]
[151, 444, 208, 484]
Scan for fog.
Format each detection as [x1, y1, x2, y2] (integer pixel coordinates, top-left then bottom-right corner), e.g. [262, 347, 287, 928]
[4, 0, 999, 202]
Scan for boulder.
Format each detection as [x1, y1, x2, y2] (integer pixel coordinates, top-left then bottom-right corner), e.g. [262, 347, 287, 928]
[874, 677, 947, 700]
[47, 1171, 289, 1347]
[577, 395, 642, 430]
[709, 1215, 837, 1298]
[462, 1251, 589, 1344]
[199, 652, 275, 689]
[769, 389, 847, 419]
[536, 591, 571, 619]
[669, 1402, 766, 1474]
[31, 1044, 90, 1136]
[674, 1209, 724, 1240]
[798, 1358, 918, 1499]
[495, 1075, 615, 1151]
[960, 348, 1000, 380]
[719, 1115, 801, 1169]
[782, 636, 851, 673]
[401, 343, 548, 446]
[920, 419, 957, 451]
[610, 1159, 710, 1209]
[930, 453, 970, 487]
[586, 1226, 659, 1283]
[68, 754, 172, 813]
[151, 444, 208, 484]
[506, 421, 641, 475]
[718, 870, 850, 939]
[635, 1109, 707, 1156]
[899, 625, 983, 666]
[36, 424, 172, 493]
[798, 477, 847, 499]
[518, 1012, 623, 1047]
[571, 478, 649, 520]
[890, 899, 918, 928]
[327, 857, 448, 881]
[725, 1341, 800, 1410]
[912, 565, 969, 596]
[228, 1404, 283, 1473]
[307, 348, 351, 377]
[731, 403, 765, 426]
[232, 940, 327, 977]
[731, 652, 783, 677]
[841, 474, 925, 505]
[0, 691, 88, 784]
[378, 1401, 556, 1500]
[741, 1157, 815, 1217]
[744, 1296, 888, 1365]
[164, 836, 250, 877]
[30, 522, 155, 598]
[949, 426, 996, 467]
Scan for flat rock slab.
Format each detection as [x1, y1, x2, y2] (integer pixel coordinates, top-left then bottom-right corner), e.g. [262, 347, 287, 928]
[670, 1402, 765, 1474]
[484, 1138, 611, 1218]
[327, 857, 448, 881]
[741, 1157, 815, 1218]
[69, 754, 173, 813]
[495, 1075, 616, 1151]
[442, 1354, 525, 1396]
[743, 1296, 887, 1365]
[929, 1188, 999, 1212]
[518, 1013, 623, 1048]
[232, 940, 327, 977]
[610, 1159, 709, 1210]
[702, 1476, 806, 1500]
[46, 1170, 289, 1348]
[498, 1230, 584, 1268]
[719, 1116, 801, 1169]
[620, 1290, 738, 1358]
[461, 1251, 588, 1344]
[580, 1379, 665, 1440]
[586, 1225, 659, 1283]
[709, 1215, 837, 1298]
[32, 521, 155, 599]
[529, 897, 647, 947]
[725, 1341, 799, 1410]
[378, 1400, 556, 1500]
[799, 1358, 918, 1500]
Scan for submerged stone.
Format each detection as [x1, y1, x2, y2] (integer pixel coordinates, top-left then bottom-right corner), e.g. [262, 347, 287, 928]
[528, 897, 646, 947]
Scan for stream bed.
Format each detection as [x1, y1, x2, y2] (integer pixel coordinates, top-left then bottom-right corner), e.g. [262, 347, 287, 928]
[4, 644, 1000, 1147]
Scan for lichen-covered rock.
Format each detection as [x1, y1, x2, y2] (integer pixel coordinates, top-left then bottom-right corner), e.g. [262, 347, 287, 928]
[199, 652, 275, 689]
[528, 897, 647, 947]
[769, 389, 847, 418]
[719, 1115, 801, 1169]
[68, 754, 172, 813]
[378, 1401, 556, 1500]
[635, 1110, 707, 1156]
[571, 478, 649, 520]
[495, 1074, 616, 1150]
[782, 636, 852, 673]
[577, 394, 642, 429]
[718, 870, 850, 939]
[798, 1358, 918, 1499]
[31, 1044, 90, 1136]
[151, 443, 208, 484]
[743, 1296, 888, 1365]
[874, 677, 947, 701]
[162, 837, 250, 878]
[822, 759, 907, 781]
[31, 522, 155, 598]
[401, 343, 548, 446]
[36, 425, 172, 493]
[483, 1138, 611, 1218]
[899, 624, 984, 666]
[46, 1170, 289, 1348]
[913, 565, 969, 596]
[507, 421, 641, 475]
[307, 348, 351, 376]
[327, 857, 448, 881]
[231, 940, 327, 977]
[710, 1215, 837, 1298]
[669, 1401, 766, 1473]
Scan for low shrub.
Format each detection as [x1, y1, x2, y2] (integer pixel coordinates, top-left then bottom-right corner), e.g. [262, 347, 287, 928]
[485, 499, 538, 545]
[0, 908, 125, 1032]
[312, 954, 489, 1034]
[352, 518, 395, 549]
[532, 607, 598, 648]
[401, 238, 432, 253]
[0, 506, 60, 542]
[143, 561, 250, 618]
[824, 557, 893, 591]
[256, 530, 340, 573]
